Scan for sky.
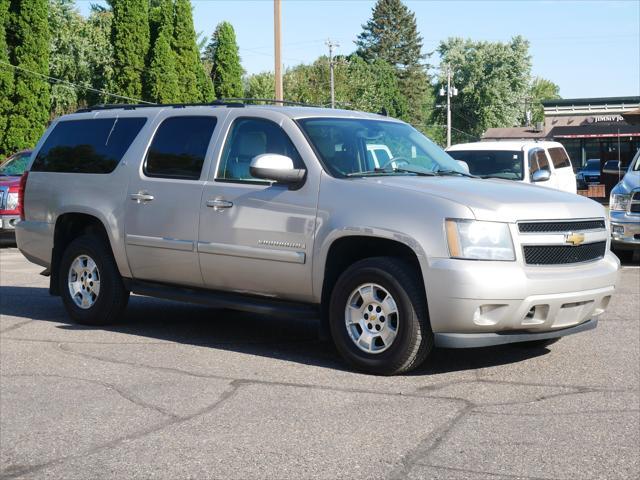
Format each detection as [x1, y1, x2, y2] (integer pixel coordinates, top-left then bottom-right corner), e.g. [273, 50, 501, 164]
[76, 0, 640, 99]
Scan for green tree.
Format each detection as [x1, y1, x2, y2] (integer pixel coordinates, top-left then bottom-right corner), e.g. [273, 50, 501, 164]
[355, 0, 430, 126]
[437, 36, 532, 138]
[110, 0, 149, 101]
[2, 0, 50, 153]
[205, 21, 243, 99]
[0, 0, 14, 155]
[172, 0, 213, 102]
[245, 71, 274, 101]
[48, 0, 90, 116]
[528, 76, 560, 125]
[84, 5, 114, 105]
[145, 0, 179, 103]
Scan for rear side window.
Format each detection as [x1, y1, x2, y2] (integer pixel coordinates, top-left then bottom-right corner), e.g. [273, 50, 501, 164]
[548, 147, 572, 169]
[529, 149, 550, 174]
[32, 118, 146, 173]
[144, 116, 217, 180]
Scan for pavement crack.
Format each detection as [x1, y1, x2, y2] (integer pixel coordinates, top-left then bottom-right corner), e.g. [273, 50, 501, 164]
[0, 379, 244, 479]
[0, 320, 33, 334]
[1, 373, 180, 420]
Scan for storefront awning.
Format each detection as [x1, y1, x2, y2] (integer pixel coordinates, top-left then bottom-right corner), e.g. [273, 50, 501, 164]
[622, 108, 640, 125]
[549, 124, 640, 139]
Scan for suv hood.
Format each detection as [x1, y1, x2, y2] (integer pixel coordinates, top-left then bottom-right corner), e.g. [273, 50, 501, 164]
[364, 176, 605, 223]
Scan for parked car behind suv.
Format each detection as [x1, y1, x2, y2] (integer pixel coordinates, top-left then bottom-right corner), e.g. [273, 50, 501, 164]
[576, 158, 601, 190]
[447, 141, 577, 194]
[0, 150, 31, 242]
[16, 104, 619, 375]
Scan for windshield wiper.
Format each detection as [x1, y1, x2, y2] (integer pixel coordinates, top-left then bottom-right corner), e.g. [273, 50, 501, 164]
[433, 168, 477, 178]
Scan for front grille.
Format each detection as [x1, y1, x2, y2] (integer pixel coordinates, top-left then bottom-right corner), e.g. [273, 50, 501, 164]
[518, 220, 605, 233]
[523, 241, 606, 265]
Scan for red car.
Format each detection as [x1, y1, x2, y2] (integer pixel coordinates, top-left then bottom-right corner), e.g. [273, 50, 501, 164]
[0, 150, 31, 242]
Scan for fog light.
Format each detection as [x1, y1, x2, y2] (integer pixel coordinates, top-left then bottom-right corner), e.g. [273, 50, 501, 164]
[612, 225, 624, 235]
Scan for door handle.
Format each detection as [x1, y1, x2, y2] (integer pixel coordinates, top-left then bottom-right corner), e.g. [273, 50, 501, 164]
[130, 192, 154, 203]
[206, 198, 233, 211]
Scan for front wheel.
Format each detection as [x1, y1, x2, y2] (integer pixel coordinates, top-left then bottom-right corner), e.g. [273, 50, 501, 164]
[329, 257, 433, 375]
[59, 234, 129, 326]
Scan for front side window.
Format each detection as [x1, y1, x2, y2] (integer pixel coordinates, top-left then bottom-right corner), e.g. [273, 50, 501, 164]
[529, 149, 550, 174]
[218, 118, 303, 182]
[144, 116, 217, 180]
[548, 147, 571, 169]
[447, 150, 523, 180]
[32, 118, 146, 173]
[297, 118, 464, 178]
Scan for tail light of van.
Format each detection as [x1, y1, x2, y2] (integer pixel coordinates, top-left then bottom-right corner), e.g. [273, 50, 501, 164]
[18, 171, 28, 220]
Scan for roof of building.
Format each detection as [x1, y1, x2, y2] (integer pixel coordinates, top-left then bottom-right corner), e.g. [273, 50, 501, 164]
[481, 127, 548, 140]
[542, 96, 640, 107]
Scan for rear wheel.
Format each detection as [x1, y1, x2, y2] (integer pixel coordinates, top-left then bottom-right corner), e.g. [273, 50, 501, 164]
[329, 257, 433, 375]
[59, 234, 129, 325]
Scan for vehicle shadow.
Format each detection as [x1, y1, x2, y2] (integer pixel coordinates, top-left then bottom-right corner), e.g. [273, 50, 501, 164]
[0, 285, 550, 375]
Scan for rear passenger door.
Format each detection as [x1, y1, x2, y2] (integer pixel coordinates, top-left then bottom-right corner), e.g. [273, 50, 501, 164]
[124, 112, 227, 287]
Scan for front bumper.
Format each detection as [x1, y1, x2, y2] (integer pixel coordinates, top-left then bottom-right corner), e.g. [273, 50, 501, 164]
[425, 252, 619, 347]
[610, 210, 640, 249]
[0, 214, 19, 232]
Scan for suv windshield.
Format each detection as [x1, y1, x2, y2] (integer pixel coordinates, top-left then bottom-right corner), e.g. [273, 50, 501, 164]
[447, 150, 524, 180]
[0, 152, 30, 176]
[297, 118, 465, 178]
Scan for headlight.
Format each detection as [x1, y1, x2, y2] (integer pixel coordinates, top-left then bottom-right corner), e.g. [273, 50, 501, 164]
[445, 219, 515, 261]
[6, 192, 18, 210]
[609, 193, 630, 211]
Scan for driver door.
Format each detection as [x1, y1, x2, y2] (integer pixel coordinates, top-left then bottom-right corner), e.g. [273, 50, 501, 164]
[197, 112, 319, 302]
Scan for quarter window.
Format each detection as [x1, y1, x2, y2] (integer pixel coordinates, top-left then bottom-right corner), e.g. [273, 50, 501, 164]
[32, 118, 146, 173]
[548, 147, 572, 169]
[144, 116, 217, 180]
[218, 118, 303, 181]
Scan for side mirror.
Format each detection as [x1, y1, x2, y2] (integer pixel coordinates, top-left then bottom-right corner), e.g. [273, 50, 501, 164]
[602, 160, 621, 175]
[249, 154, 306, 184]
[531, 169, 551, 182]
[456, 160, 470, 174]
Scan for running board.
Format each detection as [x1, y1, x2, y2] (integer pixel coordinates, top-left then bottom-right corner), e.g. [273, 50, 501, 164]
[125, 279, 320, 320]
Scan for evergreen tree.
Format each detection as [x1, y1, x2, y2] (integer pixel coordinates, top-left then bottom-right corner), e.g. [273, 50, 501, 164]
[0, 0, 14, 155]
[355, 0, 430, 127]
[110, 0, 149, 101]
[172, 0, 213, 102]
[205, 21, 243, 99]
[48, 0, 90, 116]
[2, 0, 50, 153]
[145, 0, 179, 103]
[84, 5, 114, 106]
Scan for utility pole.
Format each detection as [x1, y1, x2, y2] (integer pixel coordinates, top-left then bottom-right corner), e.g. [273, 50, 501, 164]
[326, 39, 339, 108]
[274, 0, 283, 101]
[439, 65, 458, 147]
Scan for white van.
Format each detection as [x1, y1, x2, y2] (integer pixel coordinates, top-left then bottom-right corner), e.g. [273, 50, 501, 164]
[447, 141, 577, 194]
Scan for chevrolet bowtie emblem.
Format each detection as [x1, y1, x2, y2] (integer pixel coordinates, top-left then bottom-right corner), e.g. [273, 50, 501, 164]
[565, 232, 585, 246]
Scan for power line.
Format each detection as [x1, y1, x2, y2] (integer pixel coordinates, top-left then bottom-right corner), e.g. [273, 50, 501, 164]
[0, 60, 153, 105]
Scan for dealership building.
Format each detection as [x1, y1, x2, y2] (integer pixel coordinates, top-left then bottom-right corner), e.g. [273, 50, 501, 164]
[482, 96, 640, 171]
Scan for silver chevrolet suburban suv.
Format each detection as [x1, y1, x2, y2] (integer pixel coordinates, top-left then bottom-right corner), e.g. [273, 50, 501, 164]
[16, 103, 620, 375]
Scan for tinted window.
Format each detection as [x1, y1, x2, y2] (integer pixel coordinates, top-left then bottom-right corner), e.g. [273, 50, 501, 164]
[218, 118, 303, 181]
[0, 152, 31, 176]
[448, 150, 524, 180]
[32, 118, 146, 173]
[548, 147, 572, 169]
[529, 149, 549, 174]
[144, 116, 217, 180]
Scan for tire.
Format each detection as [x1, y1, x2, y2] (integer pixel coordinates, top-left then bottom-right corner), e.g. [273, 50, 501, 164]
[59, 233, 129, 326]
[329, 257, 433, 375]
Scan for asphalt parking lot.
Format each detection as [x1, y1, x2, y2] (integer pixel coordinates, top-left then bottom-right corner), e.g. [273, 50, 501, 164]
[1, 246, 638, 480]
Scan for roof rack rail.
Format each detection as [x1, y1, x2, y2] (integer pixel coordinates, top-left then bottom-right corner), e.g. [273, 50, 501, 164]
[75, 98, 321, 113]
[216, 98, 322, 108]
